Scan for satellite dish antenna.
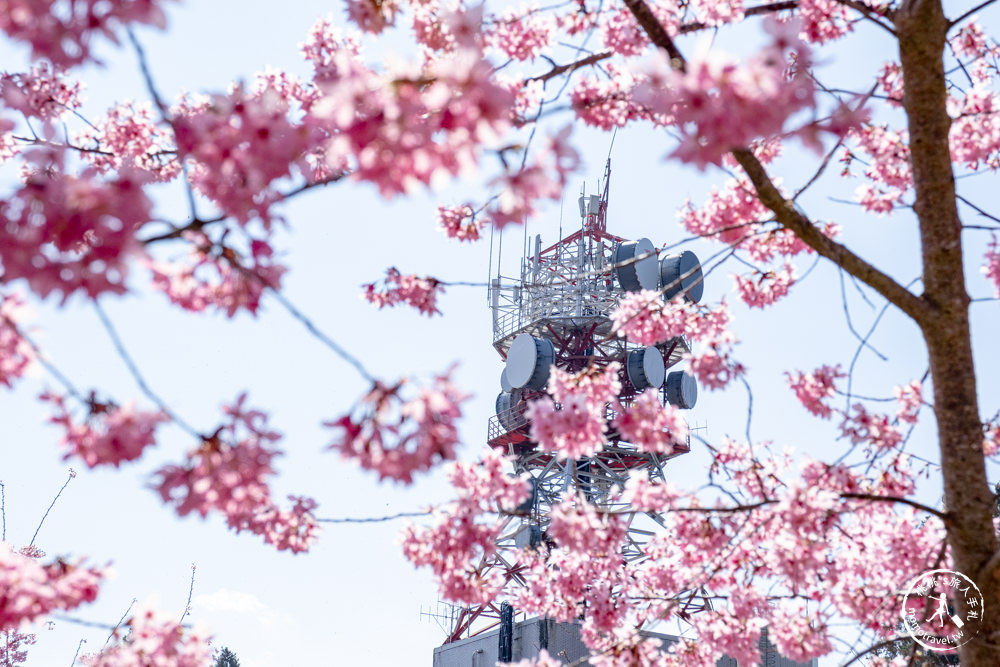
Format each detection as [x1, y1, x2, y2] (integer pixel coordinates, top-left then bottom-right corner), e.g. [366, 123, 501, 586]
[665, 371, 698, 409]
[659, 251, 704, 303]
[500, 368, 512, 393]
[505, 334, 555, 391]
[613, 239, 659, 291]
[626, 347, 665, 391]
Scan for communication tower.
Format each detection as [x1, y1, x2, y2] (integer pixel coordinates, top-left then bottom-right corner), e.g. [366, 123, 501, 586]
[444, 161, 708, 643]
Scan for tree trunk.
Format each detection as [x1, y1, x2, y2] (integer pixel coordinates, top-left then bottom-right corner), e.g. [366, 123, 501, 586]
[896, 0, 999, 662]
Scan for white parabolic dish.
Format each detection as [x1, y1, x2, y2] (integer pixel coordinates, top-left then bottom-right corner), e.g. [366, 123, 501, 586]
[642, 347, 665, 388]
[505, 333, 539, 389]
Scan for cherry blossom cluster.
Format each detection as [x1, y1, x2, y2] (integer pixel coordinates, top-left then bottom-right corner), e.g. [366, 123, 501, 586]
[894, 380, 923, 424]
[362, 267, 444, 316]
[306, 27, 515, 197]
[0, 544, 103, 630]
[0, 0, 171, 67]
[400, 450, 528, 603]
[486, 4, 555, 62]
[525, 364, 621, 460]
[76, 100, 180, 181]
[436, 204, 482, 242]
[81, 607, 211, 667]
[433, 436, 944, 666]
[0, 147, 152, 301]
[173, 86, 323, 224]
[571, 67, 643, 131]
[41, 391, 168, 468]
[678, 168, 837, 309]
[610, 294, 742, 390]
[632, 20, 827, 168]
[345, 0, 400, 33]
[1, 629, 35, 667]
[326, 369, 469, 483]
[514, 500, 630, 635]
[611, 389, 688, 454]
[485, 125, 580, 228]
[732, 263, 797, 309]
[0, 62, 83, 120]
[148, 231, 286, 317]
[153, 394, 319, 553]
[0, 292, 32, 389]
[785, 364, 845, 418]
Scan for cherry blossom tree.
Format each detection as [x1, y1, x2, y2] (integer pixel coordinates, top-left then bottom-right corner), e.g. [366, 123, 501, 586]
[1, 0, 999, 665]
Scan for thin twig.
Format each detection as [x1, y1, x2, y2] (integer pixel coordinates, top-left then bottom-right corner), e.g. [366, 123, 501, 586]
[957, 193, 1000, 226]
[126, 29, 169, 119]
[70, 638, 87, 666]
[266, 288, 375, 383]
[29, 471, 75, 548]
[949, 0, 999, 28]
[317, 510, 432, 524]
[1, 481, 5, 542]
[103, 599, 137, 649]
[93, 301, 202, 439]
[179, 563, 196, 625]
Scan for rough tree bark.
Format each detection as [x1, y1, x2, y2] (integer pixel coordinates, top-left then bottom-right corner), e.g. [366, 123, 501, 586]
[895, 0, 999, 663]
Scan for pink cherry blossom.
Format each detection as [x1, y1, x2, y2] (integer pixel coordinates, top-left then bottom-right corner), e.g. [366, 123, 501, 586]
[0, 117, 17, 163]
[0, 544, 103, 630]
[613, 390, 689, 454]
[632, 22, 819, 168]
[0, 292, 33, 389]
[769, 600, 834, 661]
[1, 629, 35, 666]
[732, 263, 796, 308]
[173, 86, 322, 224]
[846, 124, 912, 214]
[894, 381, 923, 424]
[81, 607, 211, 667]
[525, 364, 621, 459]
[310, 44, 515, 197]
[326, 369, 469, 483]
[153, 394, 319, 552]
[76, 100, 180, 181]
[148, 232, 286, 318]
[0, 147, 151, 302]
[363, 268, 444, 316]
[437, 204, 482, 242]
[41, 392, 168, 468]
[0, 63, 83, 120]
[485, 126, 580, 228]
[400, 451, 527, 603]
[951, 18, 990, 60]
[345, 0, 400, 33]
[796, 0, 852, 44]
[984, 420, 1000, 457]
[571, 69, 641, 130]
[876, 61, 904, 106]
[692, 0, 744, 26]
[785, 364, 844, 418]
[840, 403, 904, 451]
[0, 0, 171, 67]
[486, 4, 555, 61]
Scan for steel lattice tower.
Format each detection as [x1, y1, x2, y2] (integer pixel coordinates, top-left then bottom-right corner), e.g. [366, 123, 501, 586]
[443, 161, 708, 643]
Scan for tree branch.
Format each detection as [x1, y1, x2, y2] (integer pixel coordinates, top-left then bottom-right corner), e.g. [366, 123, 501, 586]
[732, 148, 933, 324]
[839, 492, 949, 521]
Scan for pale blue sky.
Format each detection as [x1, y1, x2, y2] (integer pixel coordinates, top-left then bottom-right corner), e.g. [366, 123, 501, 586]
[1, 2, 999, 666]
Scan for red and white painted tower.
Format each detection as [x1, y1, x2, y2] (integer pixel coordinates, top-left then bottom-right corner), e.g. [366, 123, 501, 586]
[444, 161, 708, 643]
